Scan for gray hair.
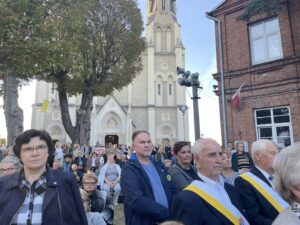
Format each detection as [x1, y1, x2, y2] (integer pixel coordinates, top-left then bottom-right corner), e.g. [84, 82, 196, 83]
[0, 155, 23, 171]
[273, 142, 300, 204]
[251, 139, 277, 163]
[191, 138, 220, 156]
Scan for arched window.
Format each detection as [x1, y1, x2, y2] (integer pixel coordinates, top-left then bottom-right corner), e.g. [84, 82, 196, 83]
[168, 83, 172, 95]
[166, 27, 172, 52]
[155, 26, 162, 52]
[166, 76, 174, 106]
[170, 0, 175, 13]
[158, 84, 161, 95]
[162, 0, 166, 10]
[156, 76, 163, 106]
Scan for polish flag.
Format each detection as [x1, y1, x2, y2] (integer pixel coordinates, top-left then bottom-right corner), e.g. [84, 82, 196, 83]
[232, 82, 245, 108]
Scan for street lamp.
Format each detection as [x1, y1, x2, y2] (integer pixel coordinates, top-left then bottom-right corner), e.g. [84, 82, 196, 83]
[177, 67, 203, 141]
[177, 104, 188, 140]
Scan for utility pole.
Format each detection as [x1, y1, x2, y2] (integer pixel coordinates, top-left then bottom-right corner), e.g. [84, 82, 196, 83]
[177, 67, 202, 141]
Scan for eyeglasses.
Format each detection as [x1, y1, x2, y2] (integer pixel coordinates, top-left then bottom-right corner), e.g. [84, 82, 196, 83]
[21, 144, 48, 154]
[0, 167, 17, 174]
[83, 182, 96, 185]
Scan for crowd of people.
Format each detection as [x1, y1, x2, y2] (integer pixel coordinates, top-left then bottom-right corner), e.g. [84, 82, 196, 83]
[0, 129, 300, 225]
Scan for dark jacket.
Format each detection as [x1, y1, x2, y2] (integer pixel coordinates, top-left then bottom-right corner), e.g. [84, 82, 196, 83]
[172, 180, 247, 225]
[234, 166, 278, 225]
[231, 151, 254, 172]
[90, 189, 114, 225]
[0, 166, 88, 225]
[120, 154, 173, 225]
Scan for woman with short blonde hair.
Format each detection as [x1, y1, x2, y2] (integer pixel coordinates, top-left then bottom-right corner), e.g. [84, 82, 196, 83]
[80, 189, 106, 225]
[272, 142, 300, 225]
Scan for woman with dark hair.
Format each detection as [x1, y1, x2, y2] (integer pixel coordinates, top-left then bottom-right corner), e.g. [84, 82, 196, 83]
[0, 129, 88, 225]
[168, 141, 199, 194]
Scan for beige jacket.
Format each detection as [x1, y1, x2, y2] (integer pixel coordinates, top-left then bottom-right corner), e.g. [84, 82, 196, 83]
[272, 207, 300, 225]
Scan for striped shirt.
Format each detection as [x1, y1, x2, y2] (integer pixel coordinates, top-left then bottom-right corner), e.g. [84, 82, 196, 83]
[237, 153, 251, 170]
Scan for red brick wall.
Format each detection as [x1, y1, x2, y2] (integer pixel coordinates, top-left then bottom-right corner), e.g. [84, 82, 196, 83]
[211, 0, 300, 145]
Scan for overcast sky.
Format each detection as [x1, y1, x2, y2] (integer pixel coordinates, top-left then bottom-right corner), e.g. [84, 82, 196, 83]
[0, 0, 223, 144]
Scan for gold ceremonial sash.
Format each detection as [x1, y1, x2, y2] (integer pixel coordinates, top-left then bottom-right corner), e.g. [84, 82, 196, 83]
[185, 185, 240, 225]
[240, 173, 285, 213]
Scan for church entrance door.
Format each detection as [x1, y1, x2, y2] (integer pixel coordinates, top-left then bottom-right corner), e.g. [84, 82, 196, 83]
[105, 135, 119, 147]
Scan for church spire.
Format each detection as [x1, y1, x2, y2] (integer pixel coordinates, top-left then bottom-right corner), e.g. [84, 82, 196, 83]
[147, 0, 176, 22]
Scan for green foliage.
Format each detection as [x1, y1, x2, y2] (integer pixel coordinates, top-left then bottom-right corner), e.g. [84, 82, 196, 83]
[0, 0, 52, 77]
[0, 138, 6, 145]
[237, 0, 286, 21]
[0, 0, 145, 97]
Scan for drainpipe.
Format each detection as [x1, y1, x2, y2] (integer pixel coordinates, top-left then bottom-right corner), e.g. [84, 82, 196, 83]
[206, 12, 228, 146]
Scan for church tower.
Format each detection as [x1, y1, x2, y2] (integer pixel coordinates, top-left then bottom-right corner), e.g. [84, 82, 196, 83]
[144, 0, 188, 145]
[31, 0, 188, 147]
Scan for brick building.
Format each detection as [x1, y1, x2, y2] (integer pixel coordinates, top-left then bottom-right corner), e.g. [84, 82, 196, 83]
[208, 0, 300, 149]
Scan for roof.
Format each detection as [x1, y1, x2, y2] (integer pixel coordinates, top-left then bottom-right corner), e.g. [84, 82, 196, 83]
[207, 0, 227, 16]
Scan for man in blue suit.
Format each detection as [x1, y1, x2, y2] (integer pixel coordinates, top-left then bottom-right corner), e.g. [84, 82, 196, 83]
[172, 138, 249, 225]
[235, 139, 288, 225]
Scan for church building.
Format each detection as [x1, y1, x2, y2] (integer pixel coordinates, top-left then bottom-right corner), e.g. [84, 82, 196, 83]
[31, 0, 189, 147]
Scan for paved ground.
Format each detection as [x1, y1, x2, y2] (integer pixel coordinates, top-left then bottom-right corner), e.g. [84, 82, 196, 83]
[113, 203, 125, 225]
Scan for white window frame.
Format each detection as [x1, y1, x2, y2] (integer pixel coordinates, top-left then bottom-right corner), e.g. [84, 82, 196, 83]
[249, 18, 283, 65]
[254, 106, 294, 149]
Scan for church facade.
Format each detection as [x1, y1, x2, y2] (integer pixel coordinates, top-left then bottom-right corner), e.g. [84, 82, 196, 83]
[31, 0, 189, 147]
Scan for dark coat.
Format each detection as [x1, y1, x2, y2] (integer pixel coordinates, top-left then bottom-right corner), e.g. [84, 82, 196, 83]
[172, 180, 247, 225]
[0, 167, 88, 225]
[120, 154, 173, 225]
[234, 166, 278, 225]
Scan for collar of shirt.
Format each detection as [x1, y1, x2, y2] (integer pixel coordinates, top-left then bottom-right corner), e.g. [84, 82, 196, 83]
[20, 171, 47, 194]
[256, 166, 272, 181]
[197, 171, 224, 187]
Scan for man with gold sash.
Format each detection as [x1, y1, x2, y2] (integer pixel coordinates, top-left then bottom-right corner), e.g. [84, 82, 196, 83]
[235, 139, 289, 225]
[172, 138, 249, 225]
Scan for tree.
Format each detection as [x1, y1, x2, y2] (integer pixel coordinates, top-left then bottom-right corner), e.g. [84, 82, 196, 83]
[2, 73, 24, 146]
[0, 0, 48, 145]
[237, 0, 286, 21]
[15, 0, 144, 144]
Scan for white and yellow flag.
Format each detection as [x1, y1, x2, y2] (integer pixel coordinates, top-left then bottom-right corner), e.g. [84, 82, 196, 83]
[41, 100, 49, 112]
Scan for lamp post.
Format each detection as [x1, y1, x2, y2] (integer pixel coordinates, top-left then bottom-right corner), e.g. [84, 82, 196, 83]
[177, 67, 203, 141]
[177, 104, 188, 140]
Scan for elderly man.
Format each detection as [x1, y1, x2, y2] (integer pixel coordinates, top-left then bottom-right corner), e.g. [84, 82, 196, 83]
[172, 138, 249, 225]
[234, 139, 289, 225]
[120, 131, 172, 225]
